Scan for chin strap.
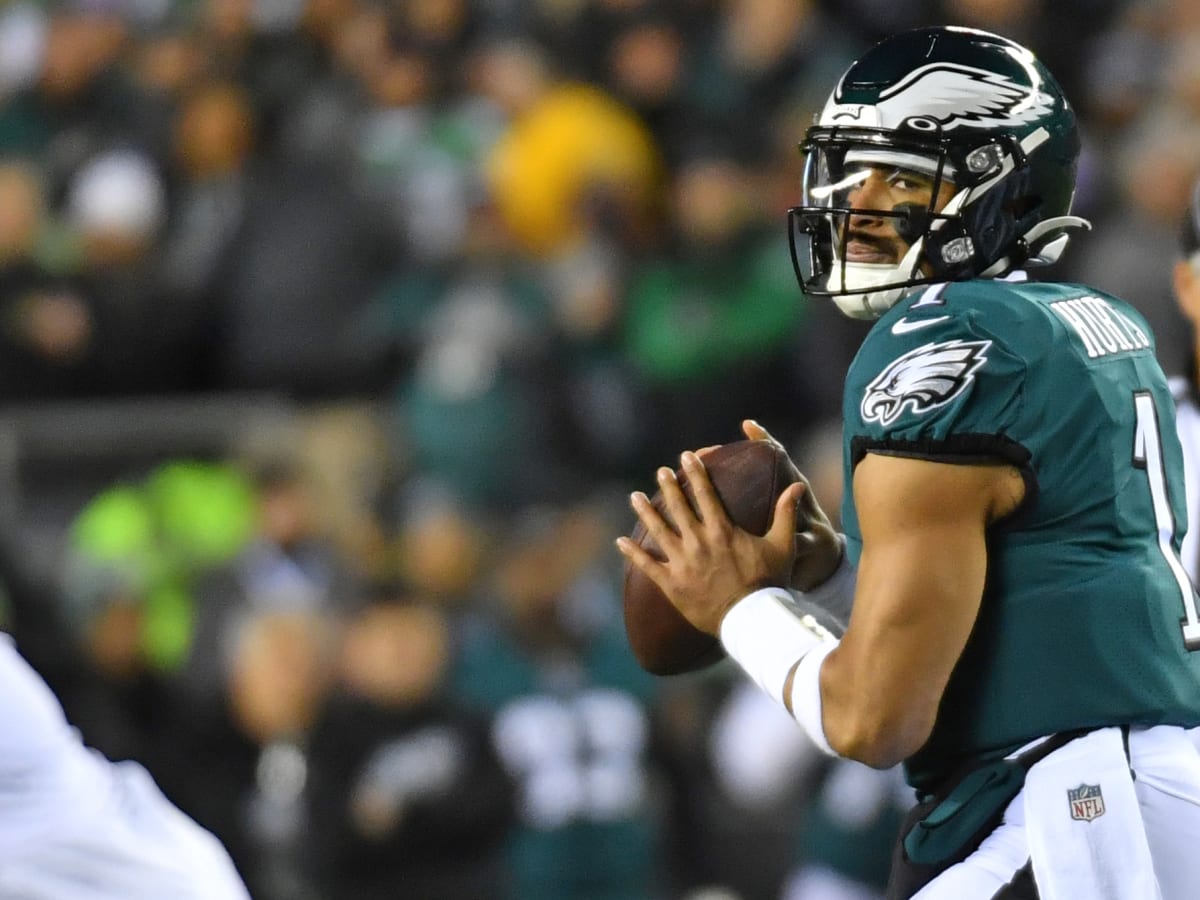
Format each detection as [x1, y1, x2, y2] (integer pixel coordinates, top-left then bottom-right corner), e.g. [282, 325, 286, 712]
[830, 240, 928, 320]
[833, 289, 900, 320]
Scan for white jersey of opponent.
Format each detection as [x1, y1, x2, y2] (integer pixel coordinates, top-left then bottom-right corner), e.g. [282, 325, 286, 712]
[1170, 379, 1200, 758]
[1171, 377, 1200, 582]
[0, 634, 249, 899]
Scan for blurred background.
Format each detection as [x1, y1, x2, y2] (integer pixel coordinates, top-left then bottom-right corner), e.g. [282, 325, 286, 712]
[0, 0, 1195, 898]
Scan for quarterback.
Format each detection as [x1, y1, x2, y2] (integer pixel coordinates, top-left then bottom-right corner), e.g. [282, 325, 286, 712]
[619, 26, 1200, 899]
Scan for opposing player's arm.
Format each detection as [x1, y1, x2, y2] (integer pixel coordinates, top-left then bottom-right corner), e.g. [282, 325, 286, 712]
[811, 452, 1024, 768]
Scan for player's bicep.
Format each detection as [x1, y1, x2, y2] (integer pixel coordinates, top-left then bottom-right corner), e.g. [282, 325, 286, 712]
[820, 452, 1018, 767]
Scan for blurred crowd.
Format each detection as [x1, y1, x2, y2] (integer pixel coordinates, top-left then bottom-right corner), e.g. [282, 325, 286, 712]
[0, 0, 1198, 898]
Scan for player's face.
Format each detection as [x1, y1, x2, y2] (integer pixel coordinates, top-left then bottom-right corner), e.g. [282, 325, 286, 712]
[840, 163, 957, 265]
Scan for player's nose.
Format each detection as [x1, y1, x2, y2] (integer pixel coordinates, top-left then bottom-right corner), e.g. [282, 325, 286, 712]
[847, 172, 891, 225]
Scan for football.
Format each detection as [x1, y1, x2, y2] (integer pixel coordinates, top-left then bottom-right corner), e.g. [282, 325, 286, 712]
[622, 439, 803, 675]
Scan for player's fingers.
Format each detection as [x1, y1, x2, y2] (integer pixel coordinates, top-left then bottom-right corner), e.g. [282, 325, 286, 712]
[615, 535, 665, 581]
[742, 418, 785, 451]
[653, 467, 698, 537]
[679, 451, 728, 528]
[695, 444, 721, 458]
[794, 530, 823, 553]
[656, 465, 699, 532]
[628, 489, 680, 554]
[741, 419, 769, 441]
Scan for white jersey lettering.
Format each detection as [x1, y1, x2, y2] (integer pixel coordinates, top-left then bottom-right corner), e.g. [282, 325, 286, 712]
[1050, 297, 1151, 359]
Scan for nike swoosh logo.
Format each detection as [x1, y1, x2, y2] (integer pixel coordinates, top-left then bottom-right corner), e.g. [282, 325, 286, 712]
[892, 315, 951, 335]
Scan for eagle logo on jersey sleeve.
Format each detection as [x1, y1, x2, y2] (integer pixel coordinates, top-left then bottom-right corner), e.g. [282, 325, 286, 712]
[827, 63, 1056, 132]
[861, 339, 991, 426]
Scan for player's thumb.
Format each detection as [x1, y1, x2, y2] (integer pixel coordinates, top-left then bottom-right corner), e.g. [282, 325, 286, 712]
[742, 418, 784, 450]
[768, 482, 806, 548]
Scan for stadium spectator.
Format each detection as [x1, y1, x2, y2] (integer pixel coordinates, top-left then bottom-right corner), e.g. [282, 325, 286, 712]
[304, 593, 516, 900]
[451, 500, 663, 900]
[0, 159, 97, 400]
[621, 149, 807, 466]
[186, 451, 363, 702]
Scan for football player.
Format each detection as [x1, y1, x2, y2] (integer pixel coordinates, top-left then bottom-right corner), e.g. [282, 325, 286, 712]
[619, 25, 1200, 899]
[0, 634, 250, 897]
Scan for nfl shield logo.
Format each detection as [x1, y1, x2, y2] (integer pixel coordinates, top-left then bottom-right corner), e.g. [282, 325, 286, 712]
[1067, 784, 1106, 821]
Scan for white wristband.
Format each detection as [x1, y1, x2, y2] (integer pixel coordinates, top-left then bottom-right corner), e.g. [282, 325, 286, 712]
[718, 587, 836, 705]
[788, 641, 838, 756]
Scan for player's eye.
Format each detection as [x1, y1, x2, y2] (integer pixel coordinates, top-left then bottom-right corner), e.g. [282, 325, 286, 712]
[885, 168, 933, 193]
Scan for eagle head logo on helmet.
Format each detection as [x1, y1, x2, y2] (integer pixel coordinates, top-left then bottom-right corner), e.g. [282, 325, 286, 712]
[823, 63, 1057, 134]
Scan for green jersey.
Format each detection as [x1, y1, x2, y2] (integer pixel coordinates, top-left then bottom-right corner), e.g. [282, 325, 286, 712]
[451, 613, 660, 900]
[840, 274, 1200, 793]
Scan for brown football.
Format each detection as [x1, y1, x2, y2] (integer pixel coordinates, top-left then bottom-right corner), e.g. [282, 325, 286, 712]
[622, 439, 803, 675]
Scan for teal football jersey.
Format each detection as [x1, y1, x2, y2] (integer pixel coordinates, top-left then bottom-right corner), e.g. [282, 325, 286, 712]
[840, 274, 1200, 793]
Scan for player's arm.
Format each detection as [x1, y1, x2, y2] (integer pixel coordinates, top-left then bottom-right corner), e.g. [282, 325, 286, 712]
[616, 441, 1023, 768]
[808, 451, 1024, 768]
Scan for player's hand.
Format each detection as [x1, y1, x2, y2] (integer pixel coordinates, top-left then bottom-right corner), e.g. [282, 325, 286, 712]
[617, 450, 805, 635]
[741, 418, 787, 451]
[742, 419, 844, 591]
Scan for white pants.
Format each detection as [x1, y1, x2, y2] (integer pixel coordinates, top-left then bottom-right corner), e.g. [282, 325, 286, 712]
[914, 725, 1200, 899]
[0, 760, 250, 899]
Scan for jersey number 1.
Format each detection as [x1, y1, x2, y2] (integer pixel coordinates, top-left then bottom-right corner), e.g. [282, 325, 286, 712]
[1133, 392, 1200, 649]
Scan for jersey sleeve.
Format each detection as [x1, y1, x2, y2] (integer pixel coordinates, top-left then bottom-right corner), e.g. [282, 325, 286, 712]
[843, 303, 1032, 468]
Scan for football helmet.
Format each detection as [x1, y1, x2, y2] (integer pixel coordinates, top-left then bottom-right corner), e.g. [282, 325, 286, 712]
[789, 26, 1090, 319]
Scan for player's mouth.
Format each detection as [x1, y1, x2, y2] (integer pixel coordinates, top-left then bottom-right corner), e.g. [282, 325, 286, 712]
[844, 234, 897, 264]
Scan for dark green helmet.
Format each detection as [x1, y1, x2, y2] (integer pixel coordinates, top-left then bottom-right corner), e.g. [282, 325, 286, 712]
[788, 26, 1090, 319]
